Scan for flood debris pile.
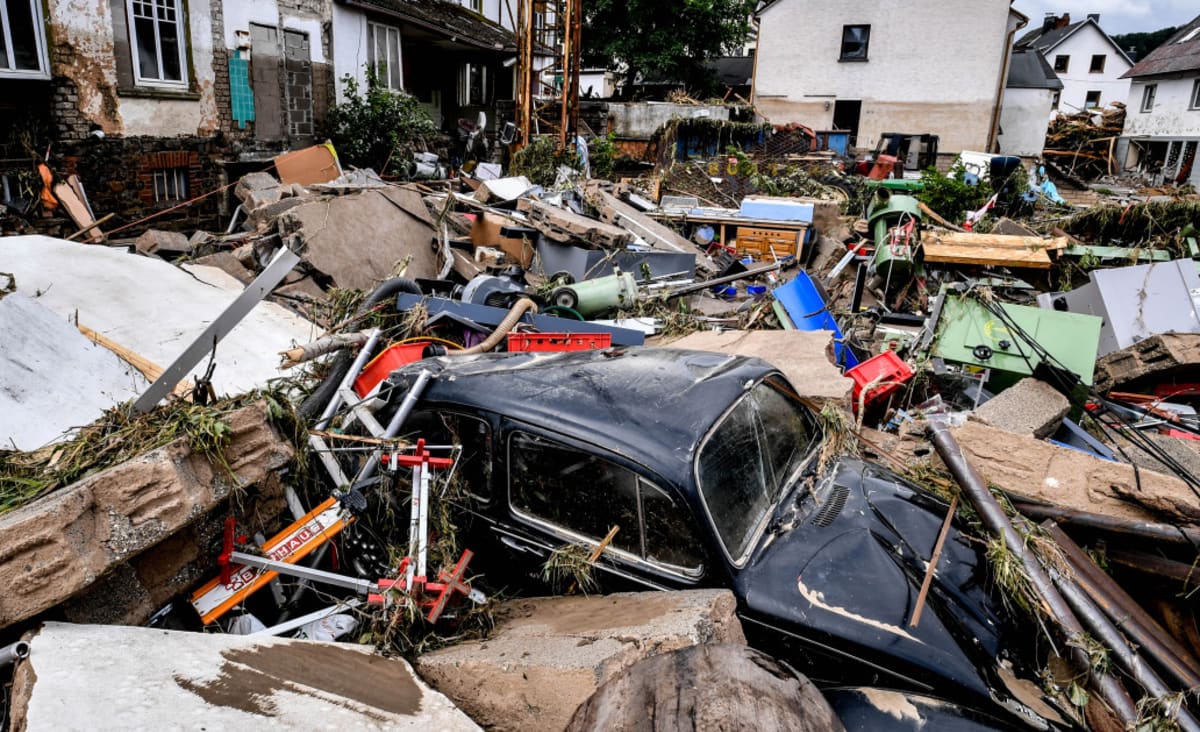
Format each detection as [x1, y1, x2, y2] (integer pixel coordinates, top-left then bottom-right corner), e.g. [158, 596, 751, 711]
[1, 133, 1200, 732]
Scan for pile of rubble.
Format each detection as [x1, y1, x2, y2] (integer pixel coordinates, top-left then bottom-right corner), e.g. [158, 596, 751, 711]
[1, 137, 1199, 731]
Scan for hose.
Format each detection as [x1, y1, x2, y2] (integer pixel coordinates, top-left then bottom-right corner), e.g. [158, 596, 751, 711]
[298, 277, 422, 419]
[448, 298, 538, 356]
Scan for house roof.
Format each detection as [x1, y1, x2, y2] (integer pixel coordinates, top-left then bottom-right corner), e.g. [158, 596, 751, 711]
[1006, 48, 1064, 89]
[1122, 13, 1200, 79]
[340, 0, 516, 52]
[1016, 16, 1134, 66]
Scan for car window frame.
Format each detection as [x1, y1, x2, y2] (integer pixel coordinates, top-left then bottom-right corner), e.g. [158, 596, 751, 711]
[693, 374, 822, 569]
[504, 421, 706, 580]
[405, 408, 495, 505]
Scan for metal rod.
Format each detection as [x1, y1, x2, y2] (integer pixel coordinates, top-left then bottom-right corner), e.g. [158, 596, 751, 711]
[229, 551, 375, 595]
[927, 416, 1139, 724]
[251, 599, 364, 638]
[352, 369, 433, 487]
[664, 262, 783, 299]
[0, 640, 30, 669]
[1052, 569, 1200, 731]
[1043, 522, 1200, 690]
[1013, 501, 1200, 547]
[315, 327, 383, 431]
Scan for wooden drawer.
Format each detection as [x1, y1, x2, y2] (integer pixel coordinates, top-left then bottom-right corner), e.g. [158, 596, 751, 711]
[734, 226, 804, 259]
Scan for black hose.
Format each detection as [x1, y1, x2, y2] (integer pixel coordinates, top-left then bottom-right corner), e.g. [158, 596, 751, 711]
[298, 277, 422, 419]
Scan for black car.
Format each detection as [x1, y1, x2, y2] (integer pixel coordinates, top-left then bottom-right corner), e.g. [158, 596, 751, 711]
[375, 347, 1065, 730]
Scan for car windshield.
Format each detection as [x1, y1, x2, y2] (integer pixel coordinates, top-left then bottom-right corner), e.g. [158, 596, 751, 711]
[696, 378, 819, 562]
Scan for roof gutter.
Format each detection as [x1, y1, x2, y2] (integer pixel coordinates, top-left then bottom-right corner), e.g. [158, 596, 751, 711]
[340, 0, 514, 52]
[988, 7, 1028, 152]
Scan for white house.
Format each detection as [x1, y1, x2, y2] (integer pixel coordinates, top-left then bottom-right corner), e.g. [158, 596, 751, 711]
[1014, 13, 1132, 115]
[751, 0, 1028, 158]
[1119, 13, 1200, 186]
[997, 49, 1062, 157]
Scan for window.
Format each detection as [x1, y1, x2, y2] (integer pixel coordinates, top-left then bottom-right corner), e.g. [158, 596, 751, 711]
[459, 62, 488, 105]
[1190, 79, 1200, 110]
[1053, 54, 1069, 72]
[1085, 90, 1101, 108]
[840, 25, 869, 61]
[152, 167, 187, 203]
[1, 0, 50, 78]
[1052, 91, 1061, 109]
[509, 431, 703, 571]
[696, 379, 819, 564]
[1089, 54, 1106, 73]
[1141, 83, 1157, 113]
[367, 22, 402, 90]
[463, 0, 482, 12]
[127, 0, 187, 86]
[405, 411, 493, 502]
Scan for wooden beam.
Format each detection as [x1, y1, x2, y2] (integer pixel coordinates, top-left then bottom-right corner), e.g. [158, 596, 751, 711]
[77, 323, 192, 398]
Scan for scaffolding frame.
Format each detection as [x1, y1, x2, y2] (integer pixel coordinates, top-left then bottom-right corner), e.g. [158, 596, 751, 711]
[515, 0, 582, 150]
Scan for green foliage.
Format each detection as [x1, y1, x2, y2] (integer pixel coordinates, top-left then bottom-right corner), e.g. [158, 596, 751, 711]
[582, 0, 758, 97]
[917, 165, 991, 222]
[1112, 26, 1179, 63]
[324, 71, 436, 178]
[589, 132, 618, 180]
[510, 136, 581, 187]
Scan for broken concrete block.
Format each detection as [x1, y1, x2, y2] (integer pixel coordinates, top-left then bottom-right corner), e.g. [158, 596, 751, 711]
[566, 644, 844, 732]
[134, 228, 191, 256]
[949, 420, 1200, 525]
[0, 293, 148, 450]
[474, 175, 534, 204]
[970, 378, 1069, 438]
[241, 187, 283, 212]
[415, 590, 745, 732]
[0, 401, 293, 628]
[277, 188, 440, 290]
[10, 622, 479, 731]
[247, 195, 307, 231]
[234, 171, 281, 204]
[666, 329, 851, 404]
[518, 197, 634, 248]
[188, 230, 215, 249]
[1094, 334, 1200, 392]
[187, 251, 256, 285]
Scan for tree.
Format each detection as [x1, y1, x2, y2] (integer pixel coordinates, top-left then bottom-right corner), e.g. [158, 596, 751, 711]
[1111, 26, 1179, 63]
[582, 0, 757, 98]
[323, 71, 436, 178]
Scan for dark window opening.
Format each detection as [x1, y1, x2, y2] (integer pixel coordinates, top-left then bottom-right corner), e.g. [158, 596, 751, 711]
[1140, 84, 1156, 113]
[1190, 80, 1200, 110]
[1053, 54, 1069, 73]
[1089, 54, 1106, 73]
[404, 411, 493, 503]
[1085, 90, 1101, 108]
[152, 167, 187, 203]
[840, 25, 870, 62]
[0, 0, 48, 75]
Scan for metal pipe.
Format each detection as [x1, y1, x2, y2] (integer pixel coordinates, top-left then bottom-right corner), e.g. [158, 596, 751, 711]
[1052, 569, 1200, 731]
[1, 640, 30, 669]
[351, 369, 433, 487]
[251, 599, 363, 638]
[1013, 501, 1200, 547]
[927, 416, 1139, 724]
[315, 327, 382, 431]
[1044, 522, 1200, 690]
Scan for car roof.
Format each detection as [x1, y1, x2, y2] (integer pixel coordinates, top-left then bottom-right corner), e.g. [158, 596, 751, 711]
[387, 347, 778, 488]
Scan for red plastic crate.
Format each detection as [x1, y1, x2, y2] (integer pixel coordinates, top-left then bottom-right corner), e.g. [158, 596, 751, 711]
[354, 342, 430, 397]
[506, 332, 612, 353]
[845, 350, 913, 411]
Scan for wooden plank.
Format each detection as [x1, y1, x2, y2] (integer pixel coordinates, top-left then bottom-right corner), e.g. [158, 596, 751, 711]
[932, 232, 1069, 252]
[923, 241, 1053, 269]
[77, 323, 192, 398]
[52, 182, 103, 243]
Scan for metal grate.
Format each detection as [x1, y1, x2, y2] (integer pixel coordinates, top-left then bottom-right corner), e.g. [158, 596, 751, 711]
[810, 485, 850, 527]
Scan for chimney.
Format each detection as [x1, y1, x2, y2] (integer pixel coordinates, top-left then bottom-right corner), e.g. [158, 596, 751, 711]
[1042, 13, 1056, 34]
[1087, 13, 1100, 23]
[1057, 13, 1071, 29]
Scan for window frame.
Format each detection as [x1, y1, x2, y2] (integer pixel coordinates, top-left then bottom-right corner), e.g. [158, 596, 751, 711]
[1053, 54, 1069, 73]
[366, 20, 402, 91]
[1190, 79, 1200, 111]
[1084, 90, 1101, 109]
[506, 427, 705, 578]
[125, 0, 189, 89]
[0, 0, 51, 80]
[1141, 83, 1157, 113]
[463, 0, 483, 13]
[839, 24, 870, 62]
[151, 167, 188, 203]
[1089, 54, 1106, 73]
[459, 61, 489, 106]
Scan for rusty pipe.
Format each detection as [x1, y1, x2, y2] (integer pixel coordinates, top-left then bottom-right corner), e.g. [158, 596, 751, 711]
[927, 416, 1139, 724]
[1013, 501, 1200, 548]
[1043, 522, 1200, 690]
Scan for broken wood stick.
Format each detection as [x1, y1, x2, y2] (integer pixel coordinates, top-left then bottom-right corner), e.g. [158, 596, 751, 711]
[66, 212, 115, 241]
[910, 494, 958, 628]
[917, 202, 965, 232]
[77, 323, 192, 397]
[280, 331, 370, 369]
[308, 430, 410, 447]
[568, 525, 619, 595]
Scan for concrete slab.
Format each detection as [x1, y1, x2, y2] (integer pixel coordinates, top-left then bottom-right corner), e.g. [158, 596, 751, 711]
[416, 589, 744, 732]
[0, 293, 149, 450]
[665, 329, 851, 403]
[0, 236, 318, 398]
[970, 378, 1070, 438]
[11, 622, 478, 731]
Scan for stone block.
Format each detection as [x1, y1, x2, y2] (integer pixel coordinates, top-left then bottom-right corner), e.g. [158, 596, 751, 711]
[10, 623, 479, 731]
[0, 401, 293, 628]
[134, 229, 191, 255]
[1094, 334, 1200, 392]
[970, 378, 1070, 438]
[234, 171, 281, 204]
[415, 590, 744, 732]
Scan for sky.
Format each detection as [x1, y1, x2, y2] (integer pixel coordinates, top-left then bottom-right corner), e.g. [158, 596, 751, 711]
[1012, 0, 1198, 35]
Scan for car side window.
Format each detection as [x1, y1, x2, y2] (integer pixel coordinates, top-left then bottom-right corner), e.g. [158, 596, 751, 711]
[509, 430, 703, 573]
[404, 411, 492, 502]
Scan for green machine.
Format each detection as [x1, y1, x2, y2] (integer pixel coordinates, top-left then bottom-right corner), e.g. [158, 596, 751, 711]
[866, 188, 923, 284]
[923, 289, 1102, 388]
[550, 269, 640, 317]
